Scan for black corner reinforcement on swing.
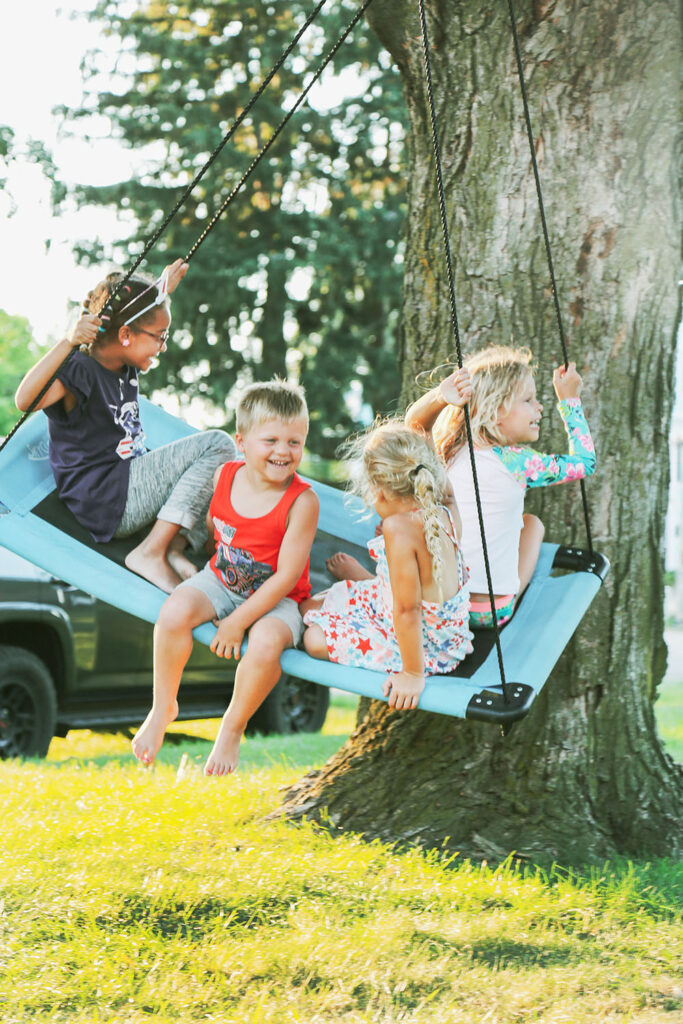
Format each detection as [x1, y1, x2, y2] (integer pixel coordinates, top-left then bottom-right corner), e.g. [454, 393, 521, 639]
[466, 683, 536, 724]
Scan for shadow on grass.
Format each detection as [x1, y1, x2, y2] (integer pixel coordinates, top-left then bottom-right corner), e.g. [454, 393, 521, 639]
[45, 729, 350, 775]
[468, 937, 584, 969]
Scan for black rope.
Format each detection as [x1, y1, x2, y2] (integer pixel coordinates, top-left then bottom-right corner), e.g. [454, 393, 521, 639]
[505, 0, 594, 554]
[102, 0, 333, 309]
[0, 0, 333, 454]
[417, 0, 510, 700]
[185, 0, 378, 261]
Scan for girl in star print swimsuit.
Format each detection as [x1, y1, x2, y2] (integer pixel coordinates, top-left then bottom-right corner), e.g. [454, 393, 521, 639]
[302, 421, 473, 711]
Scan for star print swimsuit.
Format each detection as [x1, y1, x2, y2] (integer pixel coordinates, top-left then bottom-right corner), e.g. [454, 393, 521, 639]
[304, 507, 473, 675]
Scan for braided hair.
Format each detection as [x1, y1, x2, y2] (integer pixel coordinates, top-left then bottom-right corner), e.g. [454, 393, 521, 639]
[344, 419, 451, 597]
[82, 270, 169, 345]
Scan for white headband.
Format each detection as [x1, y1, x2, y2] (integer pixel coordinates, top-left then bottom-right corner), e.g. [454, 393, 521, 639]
[120, 267, 171, 326]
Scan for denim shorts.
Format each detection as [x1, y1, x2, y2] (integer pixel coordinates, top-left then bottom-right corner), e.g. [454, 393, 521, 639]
[178, 564, 304, 646]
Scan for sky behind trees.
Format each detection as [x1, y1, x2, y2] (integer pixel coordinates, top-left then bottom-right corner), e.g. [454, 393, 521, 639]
[0, 2, 138, 338]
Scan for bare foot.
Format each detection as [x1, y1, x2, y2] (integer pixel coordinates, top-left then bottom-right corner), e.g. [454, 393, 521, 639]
[326, 552, 373, 582]
[131, 700, 179, 765]
[125, 545, 182, 593]
[204, 717, 242, 776]
[167, 537, 199, 581]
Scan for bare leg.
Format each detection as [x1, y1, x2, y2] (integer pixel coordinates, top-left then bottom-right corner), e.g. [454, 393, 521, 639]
[518, 513, 545, 596]
[298, 593, 327, 616]
[167, 534, 199, 581]
[303, 624, 330, 660]
[125, 519, 184, 593]
[132, 587, 215, 765]
[326, 552, 373, 582]
[204, 618, 293, 776]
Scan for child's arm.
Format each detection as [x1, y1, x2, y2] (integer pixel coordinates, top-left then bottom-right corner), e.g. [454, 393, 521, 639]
[210, 488, 320, 659]
[405, 367, 472, 438]
[205, 508, 217, 557]
[15, 314, 101, 412]
[381, 513, 425, 710]
[442, 478, 463, 539]
[496, 362, 596, 488]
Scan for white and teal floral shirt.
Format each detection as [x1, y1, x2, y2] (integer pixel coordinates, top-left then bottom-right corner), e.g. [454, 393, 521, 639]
[447, 398, 596, 594]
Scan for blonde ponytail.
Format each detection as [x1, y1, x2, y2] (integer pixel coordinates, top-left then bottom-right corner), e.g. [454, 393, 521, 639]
[342, 420, 450, 596]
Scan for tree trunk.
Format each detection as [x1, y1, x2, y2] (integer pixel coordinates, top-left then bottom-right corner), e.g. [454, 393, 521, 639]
[280, 0, 683, 862]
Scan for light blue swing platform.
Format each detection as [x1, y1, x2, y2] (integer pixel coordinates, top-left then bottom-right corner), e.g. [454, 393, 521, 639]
[0, 401, 608, 725]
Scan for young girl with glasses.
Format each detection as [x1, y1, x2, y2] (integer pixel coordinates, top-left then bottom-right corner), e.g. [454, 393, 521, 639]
[15, 259, 236, 592]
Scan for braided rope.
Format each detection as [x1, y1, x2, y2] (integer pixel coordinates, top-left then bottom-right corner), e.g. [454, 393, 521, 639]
[185, 0, 378, 260]
[0, 0, 336, 452]
[506, 0, 594, 553]
[417, 0, 510, 698]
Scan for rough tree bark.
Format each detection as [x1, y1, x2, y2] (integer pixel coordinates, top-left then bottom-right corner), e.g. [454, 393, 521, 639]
[280, 0, 682, 862]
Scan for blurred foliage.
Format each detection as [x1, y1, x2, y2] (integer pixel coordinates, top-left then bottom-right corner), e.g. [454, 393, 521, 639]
[0, 310, 44, 436]
[58, 0, 407, 455]
[0, 123, 62, 216]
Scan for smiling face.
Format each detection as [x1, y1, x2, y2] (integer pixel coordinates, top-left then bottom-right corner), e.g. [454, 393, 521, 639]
[122, 308, 171, 372]
[236, 416, 308, 483]
[496, 373, 543, 445]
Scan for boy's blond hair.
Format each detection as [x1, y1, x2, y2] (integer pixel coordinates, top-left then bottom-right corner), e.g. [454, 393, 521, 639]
[236, 378, 308, 435]
[432, 345, 535, 466]
[343, 419, 451, 597]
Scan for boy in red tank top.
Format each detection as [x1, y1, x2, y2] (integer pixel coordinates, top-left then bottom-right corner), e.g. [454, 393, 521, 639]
[131, 380, 319, 775]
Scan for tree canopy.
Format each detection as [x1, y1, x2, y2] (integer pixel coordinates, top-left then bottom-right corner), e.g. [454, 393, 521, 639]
[0, 311, 41, 437]
[0, 123, 61, 219]
[59, 0, 408, 455]
[280, 0, 682, 863]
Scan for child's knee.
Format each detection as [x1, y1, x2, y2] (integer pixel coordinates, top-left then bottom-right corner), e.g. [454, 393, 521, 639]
[248, 618, 290, 663]
[303, 625, 328, 660]
[206, 428, 237, 456]
[156, 592, 195, 633]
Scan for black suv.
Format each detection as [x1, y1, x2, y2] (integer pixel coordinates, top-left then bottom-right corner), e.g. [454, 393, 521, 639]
[0, 545, 330, 758]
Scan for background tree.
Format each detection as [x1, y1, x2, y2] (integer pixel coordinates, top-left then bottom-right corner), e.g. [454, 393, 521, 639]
[280, 0, 682, 862]
[60, 0, 407, 455]
[0, 124, 60, 218]
[0, 311, 42, 437]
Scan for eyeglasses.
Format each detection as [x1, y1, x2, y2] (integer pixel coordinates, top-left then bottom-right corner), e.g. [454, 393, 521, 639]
[134, 327, 170, 345]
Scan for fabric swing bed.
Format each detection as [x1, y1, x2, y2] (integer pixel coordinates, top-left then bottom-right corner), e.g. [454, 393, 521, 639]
[0, 402, 607, 726]
[0, 0, 609, 727]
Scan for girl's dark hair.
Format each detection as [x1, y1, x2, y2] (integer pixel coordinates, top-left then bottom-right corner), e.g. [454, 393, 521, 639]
[83, 271, 169, 342]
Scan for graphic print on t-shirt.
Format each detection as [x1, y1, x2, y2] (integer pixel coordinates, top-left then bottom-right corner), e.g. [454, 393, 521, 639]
[111, 398, 146, 460]
[213, 516, 273, 596]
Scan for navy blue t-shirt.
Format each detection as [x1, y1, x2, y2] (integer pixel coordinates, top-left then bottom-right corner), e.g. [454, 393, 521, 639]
[44, 351, 147, 542]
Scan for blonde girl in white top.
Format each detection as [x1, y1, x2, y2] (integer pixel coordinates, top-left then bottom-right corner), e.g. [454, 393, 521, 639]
[327, 346, 596, 629]
[408, 345, 596, 626]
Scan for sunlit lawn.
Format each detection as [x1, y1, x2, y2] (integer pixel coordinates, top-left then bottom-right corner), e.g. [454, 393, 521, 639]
[657, 675, 683, 764]
[0, 691, 681, 1023]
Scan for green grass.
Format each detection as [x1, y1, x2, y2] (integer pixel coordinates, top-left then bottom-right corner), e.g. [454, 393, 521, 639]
[0, 692, 681, 1024]
[657, 676, 683, 763]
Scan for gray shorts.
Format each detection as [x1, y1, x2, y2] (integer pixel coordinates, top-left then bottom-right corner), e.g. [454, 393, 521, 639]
[179, 564, 304, 646]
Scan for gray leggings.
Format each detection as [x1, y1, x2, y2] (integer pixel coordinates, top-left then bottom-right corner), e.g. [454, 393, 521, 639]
[114, 429, 236, 550]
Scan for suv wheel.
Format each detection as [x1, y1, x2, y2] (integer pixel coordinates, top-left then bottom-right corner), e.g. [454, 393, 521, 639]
[247, 674, 330, 736]
[0, 646, 57, 758]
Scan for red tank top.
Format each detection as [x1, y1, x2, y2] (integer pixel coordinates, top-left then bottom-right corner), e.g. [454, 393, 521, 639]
[209, 460, 312, 604]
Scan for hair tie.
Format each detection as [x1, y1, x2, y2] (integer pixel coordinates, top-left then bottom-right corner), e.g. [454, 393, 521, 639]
[410, 463, 428, 478]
